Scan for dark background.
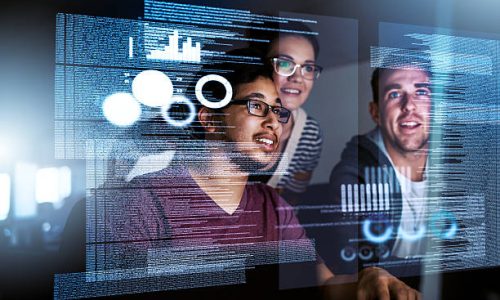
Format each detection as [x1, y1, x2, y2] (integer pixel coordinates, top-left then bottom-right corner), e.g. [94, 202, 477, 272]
[1, 0, 500, 299]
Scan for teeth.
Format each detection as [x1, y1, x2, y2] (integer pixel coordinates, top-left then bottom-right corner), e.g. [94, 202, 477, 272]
[256, 138, 274, 145]
[401, 121, 418, 127]
[282, 88, 300, 94]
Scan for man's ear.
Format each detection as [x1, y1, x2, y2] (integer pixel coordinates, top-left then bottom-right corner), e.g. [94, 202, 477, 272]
[198, 106, 218, 133]
[369, 101, 380, 125]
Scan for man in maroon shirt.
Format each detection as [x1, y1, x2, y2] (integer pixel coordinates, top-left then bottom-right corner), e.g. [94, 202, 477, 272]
[97, 55, 420, 299]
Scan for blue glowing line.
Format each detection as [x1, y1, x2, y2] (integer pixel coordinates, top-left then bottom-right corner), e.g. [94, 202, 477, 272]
[443, 223, 458, 239]
[376, 246, 390, 259]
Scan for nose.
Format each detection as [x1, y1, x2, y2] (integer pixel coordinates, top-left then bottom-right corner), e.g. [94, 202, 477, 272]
[263, 110, 281, 132]
[401, 93, 417, 112]
[287, 66, 304, 83]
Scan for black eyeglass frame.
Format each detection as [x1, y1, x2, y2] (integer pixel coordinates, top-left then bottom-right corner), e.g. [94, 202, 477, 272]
[228, 99, 291, 124]
[270, 57, 323, 80]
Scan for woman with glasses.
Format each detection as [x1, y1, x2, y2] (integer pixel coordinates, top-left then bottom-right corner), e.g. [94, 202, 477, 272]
[254, 27, 324, 197]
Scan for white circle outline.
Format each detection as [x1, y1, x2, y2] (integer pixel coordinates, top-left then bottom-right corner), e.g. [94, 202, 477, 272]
[195, 74, 233, 109]
[161, 95, 196, 127]
[340, 246, 357, 262]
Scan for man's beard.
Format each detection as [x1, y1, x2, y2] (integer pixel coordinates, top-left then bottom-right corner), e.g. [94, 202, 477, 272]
[225, 142, 274, 174]
[178, 139, 277, 175]
[395, 133, 429, 154]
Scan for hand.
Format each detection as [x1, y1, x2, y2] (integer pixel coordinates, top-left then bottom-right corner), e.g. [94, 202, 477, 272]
[357, 267, 421, 300]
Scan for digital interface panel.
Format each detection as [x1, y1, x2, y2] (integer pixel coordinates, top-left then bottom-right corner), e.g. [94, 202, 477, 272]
[4, 0, 500, 299]
[54, 2, 326, 298]
[377, 22, 499, 272]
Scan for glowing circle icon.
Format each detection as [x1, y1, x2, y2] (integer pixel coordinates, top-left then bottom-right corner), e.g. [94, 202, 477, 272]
[340, 246, 357, 262]
[161, 95, 196, 127]
[358, 246, 374, 261]
[362, 218, 393, 244]
[132, 70, 173, 107]
[429, 210, 458, 239]
[375, 245, 390, 259]
[102, 92, 141, 126]
[195, 74, 233, 109]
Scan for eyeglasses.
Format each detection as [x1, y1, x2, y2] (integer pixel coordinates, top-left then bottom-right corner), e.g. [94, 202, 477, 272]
[229, 99, 291, 123]
[271, 57, 323, 80]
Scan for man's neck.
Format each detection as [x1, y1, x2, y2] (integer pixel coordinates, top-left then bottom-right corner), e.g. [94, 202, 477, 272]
[188, 153, 248, 215]
[383, 140, 428, 182]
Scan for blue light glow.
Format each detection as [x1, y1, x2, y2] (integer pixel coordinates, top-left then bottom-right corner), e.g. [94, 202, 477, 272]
[14, 163, 37, 219]
[340, 246, 357, 262]
[358, 245, 374, 260]
[35, 166, 72, 209]
[362, 218, 393, 244]
[429, 210, 458, 239]
[0, 174, 11, 221]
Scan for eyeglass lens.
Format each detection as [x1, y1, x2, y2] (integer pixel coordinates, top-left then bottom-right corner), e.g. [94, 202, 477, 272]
[247, 100, 290, 123]
[273, 58, 320, 79]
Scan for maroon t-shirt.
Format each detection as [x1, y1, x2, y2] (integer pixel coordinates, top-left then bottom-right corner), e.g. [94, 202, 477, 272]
[103, 167, 309, 255]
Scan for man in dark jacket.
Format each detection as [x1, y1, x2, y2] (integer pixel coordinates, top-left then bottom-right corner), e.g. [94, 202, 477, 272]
[327, 65, 432, 280]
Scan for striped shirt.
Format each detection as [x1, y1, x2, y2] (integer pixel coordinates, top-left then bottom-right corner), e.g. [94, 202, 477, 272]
[267, 108, 323, 193]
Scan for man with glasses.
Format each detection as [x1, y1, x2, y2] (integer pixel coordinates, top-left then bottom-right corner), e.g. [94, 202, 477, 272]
[60, 48, 418, 298]
[95, 59, 327, 296]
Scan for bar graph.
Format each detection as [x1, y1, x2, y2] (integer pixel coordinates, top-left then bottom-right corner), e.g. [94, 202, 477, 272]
[146, 30, 201, 63]
[341, 183, 391, 213]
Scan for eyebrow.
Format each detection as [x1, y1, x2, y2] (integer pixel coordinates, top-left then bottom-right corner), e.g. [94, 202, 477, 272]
[383, 82, 432, 94]
[415, 83, 431, 88]
[383, 84, 401, 94]
[240, 93, 282, 106]
[241, 92, 265, 99]
[278, 54, 316, 64]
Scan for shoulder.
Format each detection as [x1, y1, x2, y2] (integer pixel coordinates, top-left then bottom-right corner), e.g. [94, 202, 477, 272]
[246, 183, 294, 211]
[301, 115, 323, 142]
[292, 115, 323, 157]
[104, 167, 186, 216]
[246, 182, 281, 205]
[336, 132, 384, 166]
[329, 133, 379, 187]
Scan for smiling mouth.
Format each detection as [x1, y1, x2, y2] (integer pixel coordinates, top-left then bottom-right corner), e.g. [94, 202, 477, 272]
[281, 88, 301, 95]
[255, 137, 274, 145]
[254, 136, 277, 152]
[399, 121, 421, 129]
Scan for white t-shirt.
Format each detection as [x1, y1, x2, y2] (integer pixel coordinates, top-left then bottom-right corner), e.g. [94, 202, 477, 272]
[368, 129, 428, 258]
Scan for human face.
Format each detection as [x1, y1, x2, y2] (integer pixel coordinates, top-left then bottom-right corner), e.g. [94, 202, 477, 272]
[371, 68, 431, 154]
[268, 35, 316, 111]
[220, 76, 282, 170]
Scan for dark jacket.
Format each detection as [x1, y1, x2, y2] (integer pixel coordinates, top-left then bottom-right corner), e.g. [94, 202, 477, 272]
[325, 134, 408, 274]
